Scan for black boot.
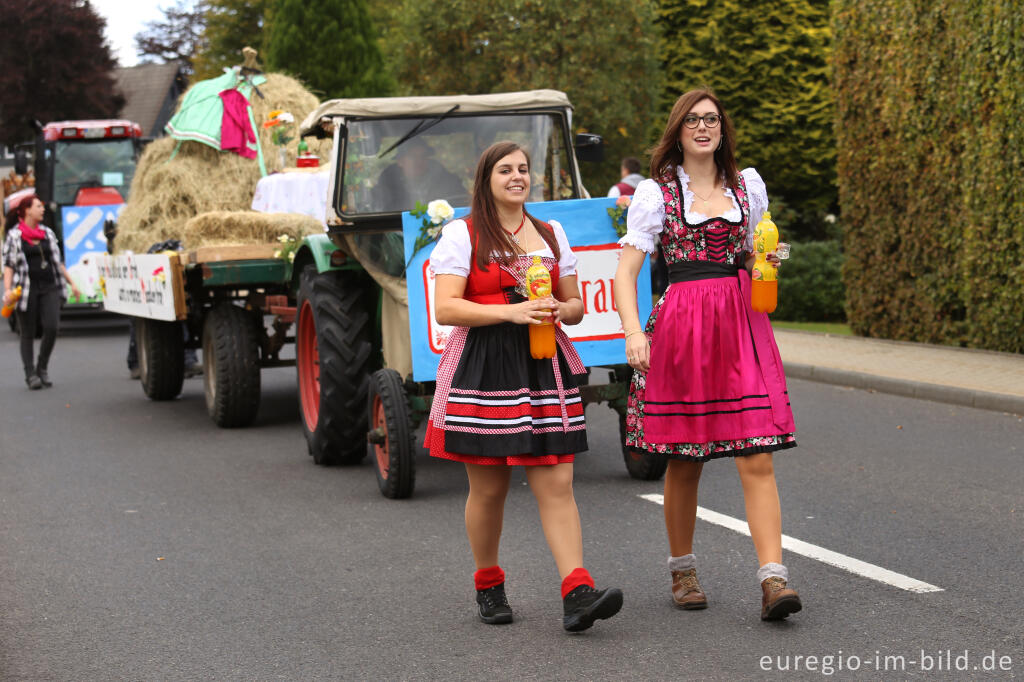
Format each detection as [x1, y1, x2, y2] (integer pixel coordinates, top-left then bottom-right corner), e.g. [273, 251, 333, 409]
[36, 366, 52, 388]
[25, 373, 42, 390]
[562, 584, 623, 632]
[475, 583, 513, 624]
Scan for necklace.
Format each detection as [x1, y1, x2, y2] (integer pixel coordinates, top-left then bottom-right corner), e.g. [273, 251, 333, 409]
[689, 183, 718, 210]
[504, 213, 527, 245]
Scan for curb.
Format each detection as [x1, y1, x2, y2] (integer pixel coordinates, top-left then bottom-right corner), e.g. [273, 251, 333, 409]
[784, 363, 1024, 417]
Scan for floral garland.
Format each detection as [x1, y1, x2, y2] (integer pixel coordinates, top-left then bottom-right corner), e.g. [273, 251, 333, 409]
[406, 199, 455, 269]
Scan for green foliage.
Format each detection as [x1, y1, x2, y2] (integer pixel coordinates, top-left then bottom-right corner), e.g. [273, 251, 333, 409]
[774, 240, 846, 322]
[834, 0, 1023, 352]
[657, 0, 835, 240]
[0, 0, 124, 146]
[134, 0, 206, 74]
[264, 0, 393, 99]
[383, 0, 662, 195]
[194, 0, 270, 80]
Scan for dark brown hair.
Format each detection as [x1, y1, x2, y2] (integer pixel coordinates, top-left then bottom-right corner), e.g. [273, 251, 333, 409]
[469, 141, 559, 269]
[622, 157, 642, 174]
[648, 88, 739, 191]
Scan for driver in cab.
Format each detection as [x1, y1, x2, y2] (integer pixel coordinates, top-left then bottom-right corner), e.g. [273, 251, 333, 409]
[371, 137, 465, 212]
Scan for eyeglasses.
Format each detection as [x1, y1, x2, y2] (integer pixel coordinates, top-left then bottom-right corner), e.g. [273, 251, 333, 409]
[682, 113, 721, 129]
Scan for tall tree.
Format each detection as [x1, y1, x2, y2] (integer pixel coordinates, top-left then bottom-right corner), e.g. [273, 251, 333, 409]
[263, 0, 392, 99]
[658, 0, 834, 239]
[192, 0, 269, 80]
[134, 0, 207, 74]
[385, 0, 661, 193]
[0, 0, 125, 146]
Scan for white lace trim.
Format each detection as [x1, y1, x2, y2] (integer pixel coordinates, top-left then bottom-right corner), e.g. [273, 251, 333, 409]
[617, 230, 657, 254]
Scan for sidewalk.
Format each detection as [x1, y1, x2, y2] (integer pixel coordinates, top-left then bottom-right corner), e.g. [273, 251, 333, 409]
[775, 330, 1024, 416]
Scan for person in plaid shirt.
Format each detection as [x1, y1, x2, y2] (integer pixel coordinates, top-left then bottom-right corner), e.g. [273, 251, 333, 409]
[3, 194, 80, 389]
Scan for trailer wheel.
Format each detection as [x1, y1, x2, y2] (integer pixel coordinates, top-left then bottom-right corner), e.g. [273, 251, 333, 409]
[368, 368, 415, 499]
[296, 265, 371, 465]
[619, 410, 668, 480]
[137, 317, 184, 400]
[203, 303, 261, 427]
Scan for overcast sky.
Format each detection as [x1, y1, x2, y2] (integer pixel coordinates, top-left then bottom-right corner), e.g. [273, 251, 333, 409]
[90, 0, 166, 67]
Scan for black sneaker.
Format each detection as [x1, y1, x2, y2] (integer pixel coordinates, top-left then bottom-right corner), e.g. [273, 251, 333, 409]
[476, 583, 513, 624]
[36, 368, 52, 388]
[26, 374, 42, 390]
[562, 585, 623, 632]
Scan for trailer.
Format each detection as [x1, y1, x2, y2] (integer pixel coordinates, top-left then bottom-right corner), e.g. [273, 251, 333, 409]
[101, 90, 668, 498]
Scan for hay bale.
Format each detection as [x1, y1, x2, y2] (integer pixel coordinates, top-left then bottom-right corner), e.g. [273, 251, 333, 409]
[182, 210, 324, 248]
[116, 72, 331, 254]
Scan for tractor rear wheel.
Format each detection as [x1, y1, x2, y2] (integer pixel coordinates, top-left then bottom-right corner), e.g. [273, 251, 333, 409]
[296, 265, 372, 466]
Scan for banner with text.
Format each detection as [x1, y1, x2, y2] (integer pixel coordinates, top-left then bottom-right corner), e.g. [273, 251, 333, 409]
[97, 253, 183, 321]
[404, 197, 652, 381]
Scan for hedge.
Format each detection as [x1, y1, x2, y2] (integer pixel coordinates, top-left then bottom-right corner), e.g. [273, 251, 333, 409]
[834, 1, 1024, 352]
[657, 0, 835, 239]
[774, 240, 846, 322]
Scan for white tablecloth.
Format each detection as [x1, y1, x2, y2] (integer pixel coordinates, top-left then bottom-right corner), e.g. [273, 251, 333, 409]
[251, 168, 331, 226]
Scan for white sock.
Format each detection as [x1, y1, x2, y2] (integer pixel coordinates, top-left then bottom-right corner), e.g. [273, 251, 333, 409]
[668, 554, 696, 572]
[757, 562, 788, 583]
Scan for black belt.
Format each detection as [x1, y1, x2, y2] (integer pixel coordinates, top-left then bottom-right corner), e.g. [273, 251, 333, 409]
[667, 261, 738, 283]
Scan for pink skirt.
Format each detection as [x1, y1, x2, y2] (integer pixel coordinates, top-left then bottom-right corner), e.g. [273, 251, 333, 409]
[641, 270, 795, 445]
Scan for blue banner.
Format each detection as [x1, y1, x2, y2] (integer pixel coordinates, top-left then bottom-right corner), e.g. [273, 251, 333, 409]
[403, 197, 652, 381]
[61, 204, 124, 303]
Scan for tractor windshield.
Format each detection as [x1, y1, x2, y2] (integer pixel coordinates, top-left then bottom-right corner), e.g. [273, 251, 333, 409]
[340, 112, 577, 217]
[52, 138, 137, 206]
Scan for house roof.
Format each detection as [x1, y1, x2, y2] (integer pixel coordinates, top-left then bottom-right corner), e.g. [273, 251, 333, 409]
[113, 63, 186, 136]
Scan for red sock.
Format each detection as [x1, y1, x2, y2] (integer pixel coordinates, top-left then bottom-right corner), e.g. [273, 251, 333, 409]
[474, 565, 505, 591]
[560, 567, 595, 598]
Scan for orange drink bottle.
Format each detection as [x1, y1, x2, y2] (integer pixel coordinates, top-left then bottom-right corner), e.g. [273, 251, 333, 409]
[750, 212, 779, 313]
[525, 256, 556, 359]
[1, 286, 22, 318]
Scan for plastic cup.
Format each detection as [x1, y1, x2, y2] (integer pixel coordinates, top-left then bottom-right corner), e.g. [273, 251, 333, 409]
[774, 242, 791, 260]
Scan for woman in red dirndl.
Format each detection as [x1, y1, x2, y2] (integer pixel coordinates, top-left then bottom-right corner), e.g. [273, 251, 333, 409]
[426, 141, 622, 631]
[613, 89, 803, 621]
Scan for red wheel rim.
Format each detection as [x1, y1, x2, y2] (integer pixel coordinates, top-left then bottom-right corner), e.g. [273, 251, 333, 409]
[373, 394, 389, 479]
[297, 300, 320, 431]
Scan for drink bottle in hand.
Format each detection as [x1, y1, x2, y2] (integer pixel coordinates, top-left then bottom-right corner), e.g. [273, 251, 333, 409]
[751, 212, 779, 313]
[1, 286, 22, 318]
[525, 256, 556, 359]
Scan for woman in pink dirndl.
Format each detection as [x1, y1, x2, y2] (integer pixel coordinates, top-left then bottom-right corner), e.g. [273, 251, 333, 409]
[613, 89, 802, 621]
[426, 141, 623, 631]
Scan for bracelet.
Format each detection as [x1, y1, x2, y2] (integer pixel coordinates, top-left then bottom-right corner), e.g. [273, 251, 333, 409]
[623, 329, 645, 339]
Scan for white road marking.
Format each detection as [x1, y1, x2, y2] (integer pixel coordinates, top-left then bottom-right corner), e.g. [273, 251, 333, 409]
[639, 494, 943, 593]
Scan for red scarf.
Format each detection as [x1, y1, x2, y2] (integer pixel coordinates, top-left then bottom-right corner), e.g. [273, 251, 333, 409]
[19, 220, 47, 245]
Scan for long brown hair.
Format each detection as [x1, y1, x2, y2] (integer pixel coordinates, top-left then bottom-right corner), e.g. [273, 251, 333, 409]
[648, 88, 739, 191]
[469, 141, 560, 269]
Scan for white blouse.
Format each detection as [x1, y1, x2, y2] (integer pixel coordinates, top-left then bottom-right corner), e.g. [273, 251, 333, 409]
[618, 166, 769, 255]
[429, 218, 578, 278]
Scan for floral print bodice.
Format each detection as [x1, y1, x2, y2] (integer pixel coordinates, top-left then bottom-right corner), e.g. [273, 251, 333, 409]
[656, 173, 749, 266]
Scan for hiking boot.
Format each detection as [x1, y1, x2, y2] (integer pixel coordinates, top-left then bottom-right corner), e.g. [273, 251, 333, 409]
[671, 568, 707, 610]
[760, 576, 802, 621]
[26, 373, 42, 390]
[36, 368, 52, 388]
[562, 584, 623, 632]
[476, 583, 513, 624]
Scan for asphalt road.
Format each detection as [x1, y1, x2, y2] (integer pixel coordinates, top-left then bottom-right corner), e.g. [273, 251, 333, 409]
[1, 324, 1022, 680]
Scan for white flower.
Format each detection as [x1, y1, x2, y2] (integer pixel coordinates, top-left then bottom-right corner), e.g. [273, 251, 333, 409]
[288, 251, 296, 262]
[426, 199, 455, 225]
[273, 250, 282, 258]
[427, 224, 442, 238]
[278, 234, 291, 243]
[824, 213, 837, 224]
[277, 112, 295, 124]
